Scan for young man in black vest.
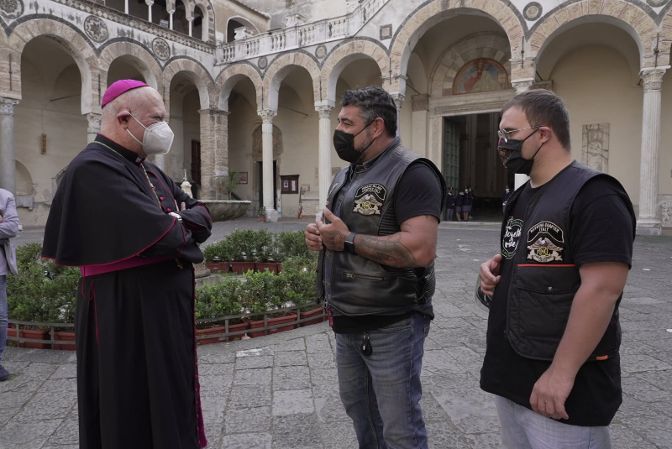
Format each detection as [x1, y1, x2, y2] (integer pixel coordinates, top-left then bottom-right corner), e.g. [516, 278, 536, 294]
[479, 89, 635, 448]
[305, 86, 446, 449]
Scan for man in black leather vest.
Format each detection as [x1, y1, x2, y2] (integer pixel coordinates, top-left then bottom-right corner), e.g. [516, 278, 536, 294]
[479, 89, 635, 448]
[305, 87, 445, 449]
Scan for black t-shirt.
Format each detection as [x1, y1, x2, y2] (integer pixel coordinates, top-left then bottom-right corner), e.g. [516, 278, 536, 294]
[332, 161, 443, 333]
[480, 175, 634, 426]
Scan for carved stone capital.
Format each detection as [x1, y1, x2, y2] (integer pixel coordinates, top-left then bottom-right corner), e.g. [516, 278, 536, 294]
[0, 98, 19, 116]
[85, 112, 102, 134]
[511, 78, 535, 94]
[315, 105, 333, 119]
[258, 109, 277, 124]
[640, 68, 667, 91]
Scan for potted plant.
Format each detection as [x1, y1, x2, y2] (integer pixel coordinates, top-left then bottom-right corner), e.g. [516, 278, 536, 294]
[202, 239, 233, 272]
[227, 229, 264, 273]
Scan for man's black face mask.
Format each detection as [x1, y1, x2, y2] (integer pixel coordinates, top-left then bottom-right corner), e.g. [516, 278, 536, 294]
[333, 120, 376, 164]
[497, 128, 541, 176]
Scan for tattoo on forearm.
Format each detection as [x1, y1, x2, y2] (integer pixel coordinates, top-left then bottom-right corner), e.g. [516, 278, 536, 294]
[356, 234, 417, 267]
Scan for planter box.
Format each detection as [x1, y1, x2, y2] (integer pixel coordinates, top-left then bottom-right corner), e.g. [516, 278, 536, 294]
[205, 261, 230, 273]
[53, 330, 76, 351]
[255, 262, 281, 273]
[196, 326, 226, 345]
[7, 326, 50, 349]
[249, 313, 298, 338]
[230, 261, 255, 274]
[300, 307, 325, 326]
[224, 321, 250, 341]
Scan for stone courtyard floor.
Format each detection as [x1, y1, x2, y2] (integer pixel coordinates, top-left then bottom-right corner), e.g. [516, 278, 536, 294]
[1, 219, 671, 448]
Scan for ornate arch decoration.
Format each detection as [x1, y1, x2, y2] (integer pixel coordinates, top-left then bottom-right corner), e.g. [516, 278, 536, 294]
[8, 18, 97, 112]
[99, 41, 163, 90]
[163, 57, 214, 110]
[389, 0, 523, 94]
[262, 51, 320, 111]
[430, 33, 511, 97]
[529, 1, 656, 69]
[320, 38, 389, 103]
[655, 6, 672, 66]
[215, 62, 262, 112]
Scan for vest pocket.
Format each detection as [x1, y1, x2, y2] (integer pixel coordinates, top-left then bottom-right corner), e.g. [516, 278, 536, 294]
[507, 265, 579, 360]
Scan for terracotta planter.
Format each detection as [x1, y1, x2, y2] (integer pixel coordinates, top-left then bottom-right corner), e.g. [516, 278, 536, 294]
[205, 261, 230, 273]
[249, 313, 298, 338]
[225, 321, 250, 341]
[8, 327, 50, 349]
[196, 326, 226, 345]
[255, 262, 280, 273]
[230, 261, 255, 274]
[300, 307, 325, 326]
[53, 330, 76, 351]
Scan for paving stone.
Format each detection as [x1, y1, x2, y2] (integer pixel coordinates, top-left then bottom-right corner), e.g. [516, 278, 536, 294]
[234, 368, 272, 386]
[0, 418, 61, 449]
[219, 432, 271, 449]
[236, 355, 274, 369]
[272, 389, 314, 416]
[225, 406, 271, 434]
[273, 365, 310, 390]
[274, 351, 307, 367]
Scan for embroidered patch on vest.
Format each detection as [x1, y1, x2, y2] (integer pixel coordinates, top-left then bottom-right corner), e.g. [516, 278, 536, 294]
[526, 221, 565, 263]
[502, 217, 523, 259]
[353, 183, 386, 216]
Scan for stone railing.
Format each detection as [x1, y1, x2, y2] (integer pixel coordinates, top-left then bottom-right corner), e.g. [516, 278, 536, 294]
[47, 0, 215, 52]
[216, 0, 388, 64]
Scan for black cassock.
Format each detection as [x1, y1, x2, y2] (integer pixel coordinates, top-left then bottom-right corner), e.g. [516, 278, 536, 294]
[43, 135, 212, 449]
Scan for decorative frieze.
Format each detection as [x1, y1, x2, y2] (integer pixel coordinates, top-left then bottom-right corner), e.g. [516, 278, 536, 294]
[0, 0, 24, 19]
[83, 15, 109, 43]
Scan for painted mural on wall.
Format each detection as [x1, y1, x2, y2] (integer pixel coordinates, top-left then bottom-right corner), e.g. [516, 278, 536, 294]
[581, 123, 609, 173]
[452, 58, 508, 95]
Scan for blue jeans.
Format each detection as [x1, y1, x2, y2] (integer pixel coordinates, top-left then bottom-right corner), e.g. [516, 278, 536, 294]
[495, 396, 611, 449]
[0, 275, 7, 362]
[335, 313, 430, 449]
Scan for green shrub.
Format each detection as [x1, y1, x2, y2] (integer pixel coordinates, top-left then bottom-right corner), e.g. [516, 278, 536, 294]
[195, 277, 242, 320]
[203, 238, 235, 262]
[7, 244, 80, 324]
[276, 231, 311, 261]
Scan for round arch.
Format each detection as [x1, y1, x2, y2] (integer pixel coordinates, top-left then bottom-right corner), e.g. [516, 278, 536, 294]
[529, 1, 656, 68]
[163, 58, 214, 110]
[99, 41, 163, 90]
[262, 51, 320, 111]
[215, 62, 262, 111]
[389, 0, 523, 94]
[226, 16, 259, 43]
[653, 6, 672, 66]
[191, 0, 215, 42]
[8, 18, 96, 111]
[320, 39, 389, 103]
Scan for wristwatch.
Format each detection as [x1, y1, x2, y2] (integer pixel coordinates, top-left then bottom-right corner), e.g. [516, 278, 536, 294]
[344, 232, 357, 254]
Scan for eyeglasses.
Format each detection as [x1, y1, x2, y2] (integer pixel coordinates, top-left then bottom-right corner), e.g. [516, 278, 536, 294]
[497, 127, 538, 143]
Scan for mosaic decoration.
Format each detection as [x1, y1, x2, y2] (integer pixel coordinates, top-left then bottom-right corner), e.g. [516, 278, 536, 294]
[315, 44, 327, 60]
[83, 15, 109, 43]
[581, 123, 609, 173]
[523, 2, 543, 21]
[0, 0, 24, 20]
[647, 0, 669, 7]
[258, 56, 268, 69]
[453, 58, 508, 95]
[152, 38, 170, 60]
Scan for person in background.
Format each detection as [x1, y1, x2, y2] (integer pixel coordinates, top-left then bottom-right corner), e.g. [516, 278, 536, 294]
[501, 186, 511, 214]
[305, 86, 446, 449]
[445, 187, 456, 221]
[479, 89, 635, 449]
[0, 188, 20, 382]
[42, 80, 212, 449]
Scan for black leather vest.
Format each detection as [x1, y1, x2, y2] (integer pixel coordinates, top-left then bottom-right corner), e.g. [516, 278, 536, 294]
[317, 140, 445, 317]
[502, 161, 635, 361]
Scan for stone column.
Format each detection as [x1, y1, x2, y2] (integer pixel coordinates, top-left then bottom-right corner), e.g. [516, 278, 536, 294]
[391, 93, 404, 137]
[315, 104, 333, 213]
[85, 112, 101, 143]
[146, 0, 154, 22]
[199, 109, 216, 199]
[636, 68, 666, 235]
[0, 98, 19, 193]
[259, 109, 276, 213]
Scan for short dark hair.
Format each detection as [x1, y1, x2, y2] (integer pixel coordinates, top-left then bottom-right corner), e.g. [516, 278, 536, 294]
[502, 89, 571, 149]
[341, 86, 397, 136]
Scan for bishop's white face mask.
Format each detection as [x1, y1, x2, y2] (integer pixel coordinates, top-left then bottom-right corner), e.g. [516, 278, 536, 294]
[127, 114, 174, 155]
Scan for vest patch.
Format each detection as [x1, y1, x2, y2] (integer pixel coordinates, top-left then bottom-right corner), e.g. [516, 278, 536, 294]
[353, 183, 386, 216]
[526, 221, 565, 263]
[502, 217, 523, 259]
